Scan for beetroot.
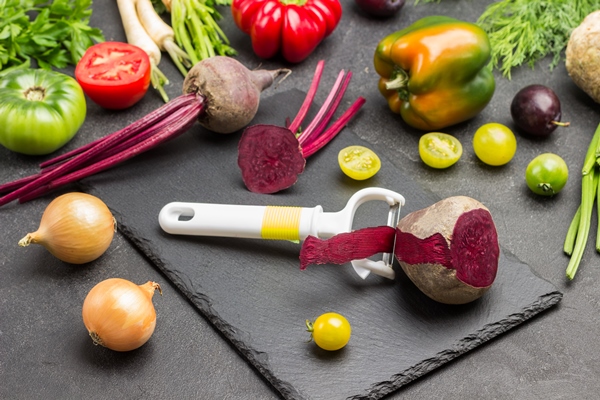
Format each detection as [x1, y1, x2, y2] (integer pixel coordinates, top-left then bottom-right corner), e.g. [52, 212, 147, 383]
[0, 57, 289, 206]
[183, 56, 290, 134]
[237, 61, 366, 194]
[299, 196, 499, 305]
[395, 196, 499, 304]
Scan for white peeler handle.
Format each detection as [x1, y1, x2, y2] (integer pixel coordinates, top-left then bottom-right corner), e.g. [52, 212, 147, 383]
[158, 202, 323, 241]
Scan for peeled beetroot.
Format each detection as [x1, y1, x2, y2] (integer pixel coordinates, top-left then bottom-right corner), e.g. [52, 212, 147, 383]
[299, 195, 499, 304]
[395, 196, 499, 304]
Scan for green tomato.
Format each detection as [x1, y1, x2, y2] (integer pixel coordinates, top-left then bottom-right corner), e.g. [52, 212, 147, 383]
[472, 123, 517, 166]
[419, 132, 463, 169]
[306, 312, 351, 351]
[0, 69, 86, 155]
[525, 153, 569, 196]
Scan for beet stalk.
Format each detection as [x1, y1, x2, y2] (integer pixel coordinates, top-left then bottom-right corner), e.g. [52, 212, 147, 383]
[237, 60, 366, 194]
[0, 57, 290, 206]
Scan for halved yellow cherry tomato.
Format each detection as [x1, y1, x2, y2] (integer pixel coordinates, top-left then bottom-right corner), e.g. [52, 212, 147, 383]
[418, 132, 463, 169]
[338, 145, 381, 180]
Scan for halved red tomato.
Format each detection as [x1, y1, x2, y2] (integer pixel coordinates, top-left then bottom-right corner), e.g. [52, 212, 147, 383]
[75, 42, 151, 110]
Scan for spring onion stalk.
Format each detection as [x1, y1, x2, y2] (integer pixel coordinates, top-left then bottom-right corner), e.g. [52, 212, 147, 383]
[564, 123, 600, 279]
[597, 179, 600, 253]
[564, 206, 581, 256]
[566, 169, 598, 280]
[583, 123, 600, 175]
[564, 171, 600, 256]
[168, 0, 236, 66]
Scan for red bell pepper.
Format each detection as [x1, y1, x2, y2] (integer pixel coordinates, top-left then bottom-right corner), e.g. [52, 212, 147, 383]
[231, 0, 342, 63]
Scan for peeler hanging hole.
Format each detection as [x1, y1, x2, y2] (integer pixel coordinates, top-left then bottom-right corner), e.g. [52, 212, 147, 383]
[178, 213, 193, 221]
[167, 205, 195, 222]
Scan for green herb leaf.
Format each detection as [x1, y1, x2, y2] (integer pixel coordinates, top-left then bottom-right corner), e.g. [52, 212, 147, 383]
[0, 0, 104, 71]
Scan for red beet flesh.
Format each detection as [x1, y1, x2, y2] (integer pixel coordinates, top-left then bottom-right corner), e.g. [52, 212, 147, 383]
[237, 125, 306, 194]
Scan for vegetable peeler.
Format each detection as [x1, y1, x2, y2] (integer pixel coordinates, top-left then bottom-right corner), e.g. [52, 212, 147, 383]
[158, 187, 405, 280]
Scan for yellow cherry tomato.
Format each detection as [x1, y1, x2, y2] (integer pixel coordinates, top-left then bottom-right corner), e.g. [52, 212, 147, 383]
[306, 312, 351, 351]
[418, 132, 463, 169]
[338, 145, 381, 180]
[473, 123, 517, 166]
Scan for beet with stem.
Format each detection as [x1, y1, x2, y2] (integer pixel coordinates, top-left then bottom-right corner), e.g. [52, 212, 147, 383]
[0, 57, 290, 206]
[237, 60, 366, 194]
[299, 196, 499, 305]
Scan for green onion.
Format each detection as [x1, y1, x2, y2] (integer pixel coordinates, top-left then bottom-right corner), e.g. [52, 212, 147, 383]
[565, 123, 600, 279]
[566, 169, 598, 280]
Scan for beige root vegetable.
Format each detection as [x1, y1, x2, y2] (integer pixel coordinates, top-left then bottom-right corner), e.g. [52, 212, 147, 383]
[19, 192, 116, 264]
[116, 0, 170, 102]
[135, 0, 191, 76]
[566, 10, 600, 104]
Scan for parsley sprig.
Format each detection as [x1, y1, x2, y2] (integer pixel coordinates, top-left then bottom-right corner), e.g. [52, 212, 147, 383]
[0, 0, 104, 71]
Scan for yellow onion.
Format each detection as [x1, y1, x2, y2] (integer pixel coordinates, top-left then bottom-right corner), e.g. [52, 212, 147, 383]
[82, 278, 162, 352]
[19, 192, 116, 264]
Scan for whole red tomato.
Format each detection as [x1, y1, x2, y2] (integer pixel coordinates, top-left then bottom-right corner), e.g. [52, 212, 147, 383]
[75, 42, 151, 110]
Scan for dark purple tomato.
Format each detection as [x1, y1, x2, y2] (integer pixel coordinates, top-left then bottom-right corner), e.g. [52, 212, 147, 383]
[354, 0, 406, 17]
[510, 84, 569, 138]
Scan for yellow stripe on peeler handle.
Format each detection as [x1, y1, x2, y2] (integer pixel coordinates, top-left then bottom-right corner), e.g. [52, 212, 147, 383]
[261, 206, 302, 240]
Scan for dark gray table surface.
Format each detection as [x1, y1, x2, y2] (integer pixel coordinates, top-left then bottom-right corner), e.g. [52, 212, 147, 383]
[1, 1, 598, 399]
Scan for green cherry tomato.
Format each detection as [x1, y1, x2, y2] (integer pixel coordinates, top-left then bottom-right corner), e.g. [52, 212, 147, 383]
[473, 123, 517, 166]
[338, 145, 381, 180]
[0, 69, 86, 155]
[419, 132, 463, 169]
[306, 312, 351, 351]
[525, 153, 569, 196]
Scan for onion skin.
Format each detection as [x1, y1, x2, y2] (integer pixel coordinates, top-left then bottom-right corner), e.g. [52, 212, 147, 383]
[82, 278, 162, 352]
[18, 192, 116, 264]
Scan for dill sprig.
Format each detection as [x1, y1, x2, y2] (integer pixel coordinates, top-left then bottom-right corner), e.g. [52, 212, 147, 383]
[477, 0, 600, 78]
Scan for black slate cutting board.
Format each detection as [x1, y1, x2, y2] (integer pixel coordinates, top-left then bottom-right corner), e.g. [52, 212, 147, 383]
[83, 89, 562, 400]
